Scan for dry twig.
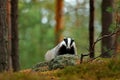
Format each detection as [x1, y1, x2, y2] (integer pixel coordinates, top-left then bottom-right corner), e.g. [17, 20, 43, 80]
[80, 29, 120, 63]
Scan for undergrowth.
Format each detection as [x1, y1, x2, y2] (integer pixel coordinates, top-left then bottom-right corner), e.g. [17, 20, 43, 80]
[0, 58, 120, 80]
[56, 58, 120, 80]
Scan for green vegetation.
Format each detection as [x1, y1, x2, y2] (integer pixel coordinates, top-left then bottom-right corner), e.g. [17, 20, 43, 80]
[56, 58, 120, 80]
[19, 0, 55, 69]
[0, 58, 120, 80]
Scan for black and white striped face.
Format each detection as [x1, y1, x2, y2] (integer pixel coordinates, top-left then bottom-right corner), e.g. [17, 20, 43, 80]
[63, 38, 74, 49]
[57, 38, 76, 55]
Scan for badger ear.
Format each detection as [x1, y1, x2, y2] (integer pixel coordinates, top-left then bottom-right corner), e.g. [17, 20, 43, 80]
[63, 37, 67, 41]
[71, 39, 74, 42]
[63, 38, 67, 44]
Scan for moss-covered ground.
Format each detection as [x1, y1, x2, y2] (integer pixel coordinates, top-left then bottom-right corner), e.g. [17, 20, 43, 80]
[0, 58, 120, 80]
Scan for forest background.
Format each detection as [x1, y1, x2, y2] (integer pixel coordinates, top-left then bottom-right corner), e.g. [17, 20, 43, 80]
[19, 0, 102, 69]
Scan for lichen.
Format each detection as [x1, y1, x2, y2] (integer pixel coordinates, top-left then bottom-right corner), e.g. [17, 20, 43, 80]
[32, 61, 49, 72]
[32, 54, 79, 72]
[48, 54, 79, 70]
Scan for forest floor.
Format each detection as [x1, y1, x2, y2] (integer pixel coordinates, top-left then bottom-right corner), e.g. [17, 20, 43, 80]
[0, 57, 120, 80]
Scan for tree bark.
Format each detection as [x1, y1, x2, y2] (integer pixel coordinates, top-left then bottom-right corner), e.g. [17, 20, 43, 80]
[89, 0, 95, 58]
[6, 0, 12, 71]
[114, 0, 120, 55]
[55, 0, 64, 44]
[11, 0, 20, 71]
[0, 0, 8, 72]
[101, 0, 113, 57]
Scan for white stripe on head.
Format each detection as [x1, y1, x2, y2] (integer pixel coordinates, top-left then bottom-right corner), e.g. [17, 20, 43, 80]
[67, 38, 71, 49]
[59, 38, 74, 49]
[59, 40, 66, 47]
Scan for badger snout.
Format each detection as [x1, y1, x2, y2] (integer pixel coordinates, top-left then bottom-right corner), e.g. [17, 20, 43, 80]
[66, 48, 71, 52]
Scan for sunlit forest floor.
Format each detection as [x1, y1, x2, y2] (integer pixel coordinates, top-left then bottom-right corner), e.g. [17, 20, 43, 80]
[0, 57, 120, 80]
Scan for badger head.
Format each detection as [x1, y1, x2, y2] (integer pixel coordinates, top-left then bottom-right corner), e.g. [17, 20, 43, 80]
[57, 38, 77, 55]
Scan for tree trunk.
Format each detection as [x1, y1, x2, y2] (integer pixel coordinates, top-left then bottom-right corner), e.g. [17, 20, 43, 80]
[55, 0, 64, 44]
[101, 0, 113, 57]
[89, 0, 95, 58]
[115, 0, 120, 55]
[6, 0, 12, 71]
[115, 13, 120, 54]
[11, 0, 20, 71]
[0, 0, 8, 72]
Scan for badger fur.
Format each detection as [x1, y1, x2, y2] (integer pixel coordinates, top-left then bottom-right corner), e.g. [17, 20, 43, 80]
[45, 38, 77, 61]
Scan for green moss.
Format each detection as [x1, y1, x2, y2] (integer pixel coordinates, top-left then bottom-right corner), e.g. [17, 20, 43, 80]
[56, 58, 120, 80]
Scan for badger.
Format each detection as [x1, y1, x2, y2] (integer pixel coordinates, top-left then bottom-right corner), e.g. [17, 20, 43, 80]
[45, 38, 77, 61]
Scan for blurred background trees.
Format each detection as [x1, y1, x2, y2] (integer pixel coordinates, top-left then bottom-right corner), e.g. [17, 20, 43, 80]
[19, 0, 55, 69]
[18, 0, 102, 69]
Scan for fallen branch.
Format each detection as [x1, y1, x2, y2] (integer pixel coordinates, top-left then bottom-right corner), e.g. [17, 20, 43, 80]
[80, 53, 89, 63]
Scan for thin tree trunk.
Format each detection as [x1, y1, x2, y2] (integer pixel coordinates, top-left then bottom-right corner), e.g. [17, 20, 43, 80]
[0, 0, 8, 72]
[89, 0, 95, 58]
[75, 0, 80, 27]
[11, 0, 20, 71]
[101, 0, 113, 57]
[55, 0, 64, 44]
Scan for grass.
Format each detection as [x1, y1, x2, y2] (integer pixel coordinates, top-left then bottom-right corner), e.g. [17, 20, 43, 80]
[0, 58, 120, 80]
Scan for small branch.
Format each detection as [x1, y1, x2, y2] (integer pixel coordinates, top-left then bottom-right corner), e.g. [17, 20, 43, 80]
[87, 47, 114, 62]
[80, 53, 89, 63]
[80, 29, 120, 63]
[92, 29, 120, 49]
